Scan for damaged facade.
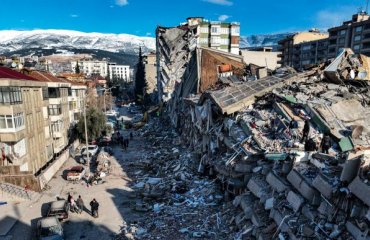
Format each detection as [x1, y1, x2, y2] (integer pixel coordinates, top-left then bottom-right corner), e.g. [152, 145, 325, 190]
[156, 17, 240, 102]
[160, 44, 370, 239]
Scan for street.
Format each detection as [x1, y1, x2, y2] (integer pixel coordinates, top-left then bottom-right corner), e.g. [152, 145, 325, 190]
[1, 108, 146, 239]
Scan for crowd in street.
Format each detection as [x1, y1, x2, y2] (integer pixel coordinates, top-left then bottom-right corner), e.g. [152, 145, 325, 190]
[67, 193, 100, 218]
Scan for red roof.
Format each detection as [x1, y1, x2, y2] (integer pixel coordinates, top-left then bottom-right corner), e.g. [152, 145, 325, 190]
[0, 67, 36, 80]
[28, 71, 65, 83]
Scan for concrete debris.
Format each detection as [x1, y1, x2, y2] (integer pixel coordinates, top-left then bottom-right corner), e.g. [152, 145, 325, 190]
[117, 59, 370, 239]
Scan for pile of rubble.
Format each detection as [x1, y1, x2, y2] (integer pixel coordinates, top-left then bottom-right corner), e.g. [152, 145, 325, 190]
[170, 68, 370, 239]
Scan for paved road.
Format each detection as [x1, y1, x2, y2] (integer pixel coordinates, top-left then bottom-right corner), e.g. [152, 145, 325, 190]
[1, 129, 143, 240]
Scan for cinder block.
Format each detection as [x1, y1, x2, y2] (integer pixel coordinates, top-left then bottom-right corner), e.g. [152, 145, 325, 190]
[312, 174, 333, 199]
[234, 163, 253, 173]
[348, 176, 370, 207]
[346, 221, 369, 240]
[266, 172, 290, 193]
[287, 169, 320, 205]
[247, 177, 270, 202]
[287, 191, 304, 212]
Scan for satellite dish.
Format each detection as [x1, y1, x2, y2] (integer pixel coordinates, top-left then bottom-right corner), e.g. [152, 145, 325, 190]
[11, 62, 17, 68]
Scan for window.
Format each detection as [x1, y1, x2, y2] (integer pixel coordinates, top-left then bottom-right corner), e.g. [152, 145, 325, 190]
[0, 87, 22, 104]
[199, 38, 209, 44]
[211, 36, 220, 44]
[211, 27, 219, 33]
[355, 26, 363, 32]
[48, 88, 60, 98]
[338, 38, 345, 44]
[220, 28, 229, 34]
[0, 113, 24, 130]
[220, 38, 229, 45]
[339, 30, 346, 35]
[48, 105, 62, 116]
[302, 45, 311, 51]
[354, 44, 360, 50]
[200, 27, 209, 33]
[232, 26, 240, 35]
[354, 35, 361, 41]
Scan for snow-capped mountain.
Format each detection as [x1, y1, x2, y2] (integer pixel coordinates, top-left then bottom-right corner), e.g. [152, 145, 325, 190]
[0, 29, 156, 55]
[240, 33, 292, 49]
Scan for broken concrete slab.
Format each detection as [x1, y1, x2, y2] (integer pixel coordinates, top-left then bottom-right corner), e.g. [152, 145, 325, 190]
[348, 176, 370, 206]
[287, 191, 305, 212]
[312, 174, 334, 199]
[266, 172, 290, 193]
[287, 169, 321, 205]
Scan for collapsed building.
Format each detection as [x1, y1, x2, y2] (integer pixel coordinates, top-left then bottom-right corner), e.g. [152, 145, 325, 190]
[162, 47, 370, 239]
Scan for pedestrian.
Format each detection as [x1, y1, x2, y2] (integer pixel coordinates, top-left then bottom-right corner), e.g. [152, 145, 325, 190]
[70, 196, 79, 213]
[67, 193, 72, 204]
[130, 132, 133, 140]
[301, 119, 310, 143]
[305, 138, 317, 152]
[125, 138, 129, 148]
[289, 119, 299, 141]
[76, 195, 84, 214]
[90, 198, 100, 218]
[320, 133, 332, 154]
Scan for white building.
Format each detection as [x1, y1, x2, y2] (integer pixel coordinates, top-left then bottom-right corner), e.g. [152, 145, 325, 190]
[71, 60, 108, 77]
[108, 64, 131, 82]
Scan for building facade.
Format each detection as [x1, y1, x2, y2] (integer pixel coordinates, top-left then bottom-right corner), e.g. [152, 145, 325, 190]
[108, 64, 131, 82]
[143, 52, 157, 95]
[156, 17, 241, 102]
[71, 60, 108, 77]
[327, 12, 370, 58]
[278, 31, 329, 68]
[0, 67, 50, 174]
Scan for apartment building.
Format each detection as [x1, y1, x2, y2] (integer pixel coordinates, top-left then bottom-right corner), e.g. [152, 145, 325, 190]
[66, 81, 86, 126]
[327, 12, 370, 58]
[28, 71, 71, 154]
[0, 67, 50, 174]
[195, 18, 240, 55]
[156, 17, 241, 102]
[71, 60, 108, 77]
[143, 52, 157, 94]
[108, 64, 131, 82]
[278, 31, 329, 68]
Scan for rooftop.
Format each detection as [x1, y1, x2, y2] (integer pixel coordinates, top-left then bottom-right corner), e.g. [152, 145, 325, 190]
[0, 67, 36, 80]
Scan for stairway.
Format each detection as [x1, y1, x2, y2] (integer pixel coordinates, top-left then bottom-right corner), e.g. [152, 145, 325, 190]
[0, 182, 39, 201]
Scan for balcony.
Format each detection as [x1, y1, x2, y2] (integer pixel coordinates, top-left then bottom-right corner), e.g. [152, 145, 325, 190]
[52, 131, 63, 138]
[0, 128, 26, 142]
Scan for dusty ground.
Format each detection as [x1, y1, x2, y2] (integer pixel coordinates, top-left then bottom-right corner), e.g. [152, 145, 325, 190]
[1, 133, 145, 240]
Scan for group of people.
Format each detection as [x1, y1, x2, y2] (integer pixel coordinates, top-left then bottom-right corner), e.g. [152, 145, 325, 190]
[289, 119, 332, 153]
[116, 131, 133, 150]
[67, 193, 100, 218]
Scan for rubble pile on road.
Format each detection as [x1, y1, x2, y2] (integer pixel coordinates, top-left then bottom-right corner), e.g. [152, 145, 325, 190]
[118, 49, 370, 240]
[115, 118, 236, 239]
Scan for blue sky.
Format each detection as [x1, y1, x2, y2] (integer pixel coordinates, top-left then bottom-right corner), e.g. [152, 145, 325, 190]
[0, 0, 366, 36]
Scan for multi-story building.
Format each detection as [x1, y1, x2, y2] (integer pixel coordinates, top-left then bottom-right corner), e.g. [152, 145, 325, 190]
[65, 81, 86, 126]
[327, 12, 370, 58]
[108, 64, 131, 82]
[71, 60, 108, 78]
[0, 67, 51, 174]
[28, 71, 71, 154]
[156, 17, 241, 102]
[278, 30, 329, 69]
[195, 17, 240, 55]
[143, 52, 157, 95]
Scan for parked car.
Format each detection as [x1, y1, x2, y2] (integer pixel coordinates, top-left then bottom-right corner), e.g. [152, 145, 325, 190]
[81, 145, 99, 156]
[66, 166, 86, 181]
[47, 200, 69, 221]
[105, 110, 119, 117]
[37, 216, 64, 240]
[80, 152, 93, 165]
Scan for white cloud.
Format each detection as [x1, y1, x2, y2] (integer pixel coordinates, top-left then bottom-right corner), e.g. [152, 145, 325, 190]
[203, 0, 233, 6]
[70, 14, 79, 18]
[218, 14, 231, 21]
[115, 0, 128, 6]
[315, 6, 357, 29]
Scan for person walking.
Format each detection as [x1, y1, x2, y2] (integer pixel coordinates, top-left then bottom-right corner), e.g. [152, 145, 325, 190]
[320, 134, 332, 154]
[130, 132, 133, 140]
[70, 196, 79, 213]
[76, 195, 84, 214]
[90, 198, 100, 218]
[301, 119, 310, 143]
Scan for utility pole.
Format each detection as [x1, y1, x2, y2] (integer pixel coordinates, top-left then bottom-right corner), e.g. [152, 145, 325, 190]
[83, 99, 90, 175]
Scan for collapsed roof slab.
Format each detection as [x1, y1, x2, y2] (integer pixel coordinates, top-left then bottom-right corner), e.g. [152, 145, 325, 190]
[205, 72, 314, 115]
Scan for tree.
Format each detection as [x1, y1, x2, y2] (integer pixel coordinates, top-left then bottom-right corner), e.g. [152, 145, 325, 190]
[76, 107, 106, 141]
[134, 47, 147, 103]
[75, 61, 80, 74]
